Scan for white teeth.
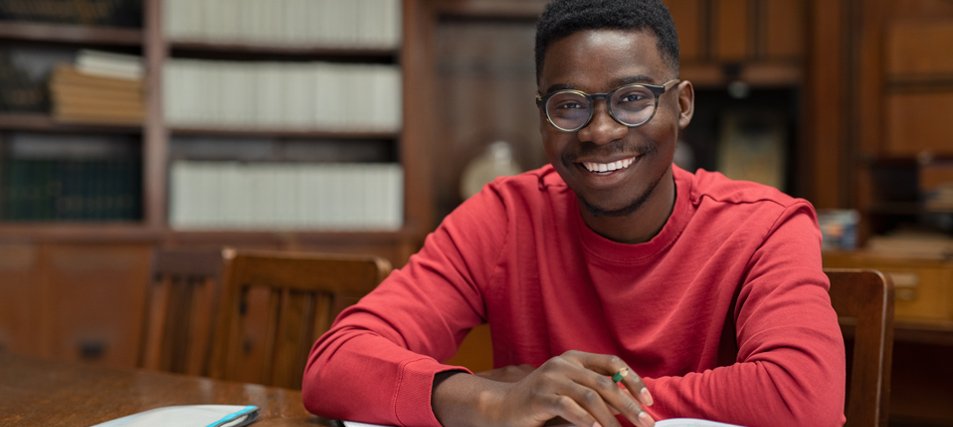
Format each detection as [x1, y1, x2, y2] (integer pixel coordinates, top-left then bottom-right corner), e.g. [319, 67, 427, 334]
[582, 157, 635, 173]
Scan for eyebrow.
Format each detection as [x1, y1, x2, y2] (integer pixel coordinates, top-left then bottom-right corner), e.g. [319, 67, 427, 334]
[541, 75, 657, 95]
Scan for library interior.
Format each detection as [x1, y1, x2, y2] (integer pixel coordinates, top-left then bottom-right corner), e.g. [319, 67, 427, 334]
[0, 0, 951, 426]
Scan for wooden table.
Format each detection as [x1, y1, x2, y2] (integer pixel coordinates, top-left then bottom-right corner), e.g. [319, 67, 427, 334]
[0, 352, 331, 426]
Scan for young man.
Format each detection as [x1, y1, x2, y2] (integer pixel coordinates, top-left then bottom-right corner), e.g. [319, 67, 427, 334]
[303, 1, 846, 426]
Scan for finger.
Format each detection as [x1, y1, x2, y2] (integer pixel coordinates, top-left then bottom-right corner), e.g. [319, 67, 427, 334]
[568, 353, 653, 409]
[572, 366, 650, 427]
[560, 384, 622, 427]
[545, 394, 599, 427]
[616, 367, 653, 408]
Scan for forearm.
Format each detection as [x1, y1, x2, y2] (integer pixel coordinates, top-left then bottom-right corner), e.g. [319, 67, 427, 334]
[643, 341, 845, 427]
[432, 371, 508, 427]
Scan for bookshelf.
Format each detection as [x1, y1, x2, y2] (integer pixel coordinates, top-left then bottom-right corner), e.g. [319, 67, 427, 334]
[0, 0, 435, 366]
[0, 0, 435, 253]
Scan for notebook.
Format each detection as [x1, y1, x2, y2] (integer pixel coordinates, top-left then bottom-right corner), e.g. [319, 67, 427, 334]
[91, 404, 259, 427]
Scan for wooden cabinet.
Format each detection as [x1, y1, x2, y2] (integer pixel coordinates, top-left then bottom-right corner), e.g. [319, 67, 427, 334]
[0, 241, 152, 367]
[665, 0, 805, 86]
[0, 0, 434, 367]
[824, 252, 953, 426]
[0, 0, 434, 251]
[825, 252, 953, 327]
[851, 0, 953, 238]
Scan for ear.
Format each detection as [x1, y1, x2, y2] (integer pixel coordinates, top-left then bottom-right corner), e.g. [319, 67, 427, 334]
[676, 80, 695, 129]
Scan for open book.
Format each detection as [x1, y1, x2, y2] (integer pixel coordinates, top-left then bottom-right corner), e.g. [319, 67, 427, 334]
[92, 405, 258, 427]
[343, 418, 743, 427]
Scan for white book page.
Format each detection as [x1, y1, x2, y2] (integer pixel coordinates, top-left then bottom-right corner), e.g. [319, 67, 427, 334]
[342, 418, 743, 427]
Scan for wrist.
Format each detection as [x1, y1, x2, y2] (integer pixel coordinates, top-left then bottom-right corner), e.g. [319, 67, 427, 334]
[432, 371, 508, 427]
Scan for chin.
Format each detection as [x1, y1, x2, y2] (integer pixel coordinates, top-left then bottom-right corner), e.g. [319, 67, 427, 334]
[579, 192, 649, 217]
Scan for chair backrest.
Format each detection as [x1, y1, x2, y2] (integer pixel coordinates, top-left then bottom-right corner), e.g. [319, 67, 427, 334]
[209, 250, 392, 389]
[825, 268, 894, 427]
[139, 247, 234, 376]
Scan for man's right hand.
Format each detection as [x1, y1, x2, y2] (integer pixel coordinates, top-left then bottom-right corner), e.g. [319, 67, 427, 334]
[432, 350, 655, 427]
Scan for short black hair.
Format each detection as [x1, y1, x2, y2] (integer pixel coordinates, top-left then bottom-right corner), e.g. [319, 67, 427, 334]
[535, 0, 680, 81]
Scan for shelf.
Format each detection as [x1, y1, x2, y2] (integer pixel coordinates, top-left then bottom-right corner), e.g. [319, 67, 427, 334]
[895, 319, 953, 346]
[170, 40, 397, 62]
[169, 125, 399, 140]
[0, 113, 142, 134]
[0, 224, 422, 245]
[681, 61, 803, 88]
[0, 22, 141, 46]
[0, 223, 158, 242]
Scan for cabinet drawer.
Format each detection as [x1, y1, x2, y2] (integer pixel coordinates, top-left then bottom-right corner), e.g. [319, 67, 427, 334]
[881, 267, 953, 322]
[823, 253, 953, 322]
[886, 91, 953, 156]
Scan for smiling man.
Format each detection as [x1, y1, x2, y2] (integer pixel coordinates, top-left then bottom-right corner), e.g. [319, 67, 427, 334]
[302, 1, 846, 426]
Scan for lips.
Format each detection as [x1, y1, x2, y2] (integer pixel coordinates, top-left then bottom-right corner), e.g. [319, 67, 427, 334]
[579, 156, 636, 174]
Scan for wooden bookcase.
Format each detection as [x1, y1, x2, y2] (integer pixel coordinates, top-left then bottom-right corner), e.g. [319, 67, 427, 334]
[0, 0, 436, 365]
[0, 0, 435, 245]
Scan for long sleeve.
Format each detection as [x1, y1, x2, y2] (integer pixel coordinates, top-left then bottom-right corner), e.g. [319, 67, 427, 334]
[301, 165, 846, 427]
[302, 185, 510, 426]
[641, 203, 846, 426]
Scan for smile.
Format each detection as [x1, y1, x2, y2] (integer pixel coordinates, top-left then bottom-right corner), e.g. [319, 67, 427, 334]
[580, 157, 636, 174]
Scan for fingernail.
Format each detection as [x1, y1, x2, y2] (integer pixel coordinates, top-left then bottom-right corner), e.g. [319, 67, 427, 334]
[639, 410, 655, 425]
[640, 387, 654, 406]
[592, 422, 603, 427]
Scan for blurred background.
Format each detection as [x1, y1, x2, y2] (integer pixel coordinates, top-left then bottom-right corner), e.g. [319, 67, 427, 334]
[0, 1, 951, 425]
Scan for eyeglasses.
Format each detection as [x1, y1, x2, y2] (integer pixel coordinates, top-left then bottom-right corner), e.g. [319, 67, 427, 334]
[536, 79, 680, 132]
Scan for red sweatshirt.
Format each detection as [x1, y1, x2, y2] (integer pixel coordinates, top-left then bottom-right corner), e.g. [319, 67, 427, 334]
[303, 164, 846, 427]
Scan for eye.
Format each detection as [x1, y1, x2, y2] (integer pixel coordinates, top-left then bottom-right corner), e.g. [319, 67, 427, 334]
[554, 100, 584, 110]
[618, 92, 648, 104]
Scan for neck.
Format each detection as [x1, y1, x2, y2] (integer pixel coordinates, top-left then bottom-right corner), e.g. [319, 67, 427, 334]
[580, 170, 676, 244]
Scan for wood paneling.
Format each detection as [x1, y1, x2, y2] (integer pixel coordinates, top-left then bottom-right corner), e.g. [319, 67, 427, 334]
[713, 0, 751, 61]
[433, 18, 546, 219]
[805, 0, 849, 208]
[665, 0, 705, 62]
[887, 20, 953, 78]
[0, 244, 41, 355]
[762, 0, 805, 59]
[886, 91, 953, 155]
[43, 244, 152, 367]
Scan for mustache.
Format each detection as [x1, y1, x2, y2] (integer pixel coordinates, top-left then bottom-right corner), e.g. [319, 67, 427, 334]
[563, 140, 657, 163]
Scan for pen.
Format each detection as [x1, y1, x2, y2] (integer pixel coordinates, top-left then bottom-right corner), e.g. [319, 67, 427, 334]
[611, 367, 629, 383]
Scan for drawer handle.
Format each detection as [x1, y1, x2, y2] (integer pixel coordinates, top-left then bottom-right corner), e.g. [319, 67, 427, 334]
[888, 272, 919, 302]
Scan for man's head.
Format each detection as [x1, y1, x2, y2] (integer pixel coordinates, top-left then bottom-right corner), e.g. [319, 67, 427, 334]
[535, 0, 680, 81]
[534, 0, 693, 243]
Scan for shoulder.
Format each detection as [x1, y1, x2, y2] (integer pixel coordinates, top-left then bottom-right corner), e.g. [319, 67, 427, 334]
[676, 166, 818, 237]
[679, 166, 805, 211]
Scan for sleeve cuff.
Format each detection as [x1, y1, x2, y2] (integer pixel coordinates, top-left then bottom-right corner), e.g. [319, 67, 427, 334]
[393, 357, 473, 427]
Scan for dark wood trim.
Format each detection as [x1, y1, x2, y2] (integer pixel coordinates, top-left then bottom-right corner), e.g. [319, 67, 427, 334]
[170, 40, 397, 61]
[681, 60, 802, 87]
[401, 0, 437, 233]
[0, 22, 142, 46]
[143, 0, 167, 230]
[433, 0, 547, 20]
[0, 224, 159, 242]
[169, 126, 399, 140]
[805, 0, 849, 208]
[0, 113, 142, 134]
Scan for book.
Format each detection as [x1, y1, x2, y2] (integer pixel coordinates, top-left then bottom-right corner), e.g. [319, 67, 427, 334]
[91, 404, 258, 427]
[342, 418, 743, 427]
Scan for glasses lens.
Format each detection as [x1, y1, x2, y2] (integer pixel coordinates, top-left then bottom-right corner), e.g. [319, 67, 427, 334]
[545, 91, 591, 130]
[610, 85, 656, 126]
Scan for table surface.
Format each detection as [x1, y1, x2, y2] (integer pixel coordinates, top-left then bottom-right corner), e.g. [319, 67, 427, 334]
[0, 352, 334, 426]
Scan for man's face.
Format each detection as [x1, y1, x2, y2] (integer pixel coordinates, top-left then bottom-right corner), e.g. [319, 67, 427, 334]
[538, 29, 691, 218]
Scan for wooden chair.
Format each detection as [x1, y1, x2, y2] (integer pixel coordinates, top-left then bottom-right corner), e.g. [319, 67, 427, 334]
[825, 268, 895, 427]
[209, 250, 392, 389]
[139, 247, 235, 376]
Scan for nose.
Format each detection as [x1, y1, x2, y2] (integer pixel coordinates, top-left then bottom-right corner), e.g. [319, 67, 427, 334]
[577, 99, 627, 145]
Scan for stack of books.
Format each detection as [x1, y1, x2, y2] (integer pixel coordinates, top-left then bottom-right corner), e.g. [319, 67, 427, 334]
[49, 50, 144, 125]
[922, 161, 953, 213]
